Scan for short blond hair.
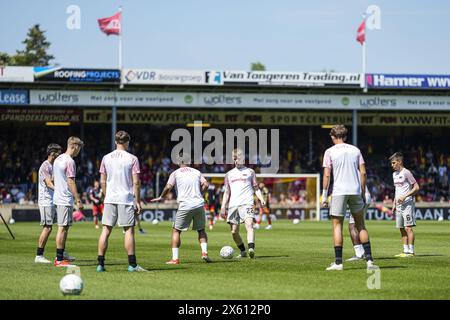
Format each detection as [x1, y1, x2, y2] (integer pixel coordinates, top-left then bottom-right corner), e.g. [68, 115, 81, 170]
[67, 136, 84, 147]
[330, 125, 347, 140]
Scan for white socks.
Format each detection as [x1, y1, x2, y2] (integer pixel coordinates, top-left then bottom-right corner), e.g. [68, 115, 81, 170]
[172, 248, 179, 260]
[354, 244, 365, 257]
[403, 244, 414, 254]
[200, 242, 208, 254]
[173, 243, 209, 260]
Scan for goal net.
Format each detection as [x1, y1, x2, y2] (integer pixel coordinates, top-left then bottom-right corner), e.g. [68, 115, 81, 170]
[202, 173, 321, 221]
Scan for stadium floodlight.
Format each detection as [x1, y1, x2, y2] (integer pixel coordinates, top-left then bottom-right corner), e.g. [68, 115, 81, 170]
[0, 213, 15, 239]
[203, 173, 321, 221]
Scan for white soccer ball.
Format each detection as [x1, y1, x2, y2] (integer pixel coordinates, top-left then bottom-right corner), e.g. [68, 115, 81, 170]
[292, 218, 300, 225]
[253, 223, 260, 230]
[220, 246, 234, 259]
[9, 218, 15, 224]
[438, 215, 444, 222]
[152, 219, 159, 225]
[59, 274, 83, 296]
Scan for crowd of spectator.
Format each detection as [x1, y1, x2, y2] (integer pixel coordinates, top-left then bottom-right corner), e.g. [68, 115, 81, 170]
[0, 125, 449, 205]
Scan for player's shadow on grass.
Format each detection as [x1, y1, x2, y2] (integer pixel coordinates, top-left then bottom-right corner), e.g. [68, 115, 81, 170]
[255, 255, 290, 259]
[74, 260, 131, 266]
[376, 254, 444, 260]
[145, 267, 186, 271]
[414, 254, 445, 257]
[347, 265, 408, 270]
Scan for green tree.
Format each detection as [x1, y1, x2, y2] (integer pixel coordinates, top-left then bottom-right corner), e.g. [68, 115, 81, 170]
[0, 52, 12, 65]
[0, 24, 54, 66]
[250, 62, 266, 71]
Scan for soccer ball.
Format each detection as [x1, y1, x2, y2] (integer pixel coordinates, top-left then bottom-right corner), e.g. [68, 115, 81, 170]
[438, 216, 444, 222]
[59, 274, 83, 296]
[220, 246, 234, 259]
[152, 219, 159, 225]
[292, 218, 300, 225]
[253, 223, 260, 230]
[9, 218, 15, 224]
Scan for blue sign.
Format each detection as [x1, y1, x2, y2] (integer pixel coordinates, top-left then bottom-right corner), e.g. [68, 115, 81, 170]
[0, 89, 28, 105]
[34, 67, 120, 83]
[367, 74, 450, 89]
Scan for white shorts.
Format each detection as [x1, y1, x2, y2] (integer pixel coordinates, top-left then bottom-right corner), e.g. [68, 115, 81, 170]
[330, 195, 365, 218]
[56, 205, 73, 227]
[227, 205, 255, 225]
[396, 200, 416, 228]
[39, 206, 56, 226]
[173, 206, 206, 231]
[102, 204, 136, 227]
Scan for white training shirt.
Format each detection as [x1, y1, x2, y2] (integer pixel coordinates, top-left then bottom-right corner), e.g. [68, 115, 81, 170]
[323, 143, 365, 196]
[167, 166, 206, 211]
[38, 160, 53, 207]
[99, 149, 140, 205]
[224, 166, 257, 208]
[393, 168, 417, 203]
[53, 153, 76, 206]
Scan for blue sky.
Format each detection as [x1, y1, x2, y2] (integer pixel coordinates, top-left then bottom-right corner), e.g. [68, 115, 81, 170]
[1, 0, 449, 73]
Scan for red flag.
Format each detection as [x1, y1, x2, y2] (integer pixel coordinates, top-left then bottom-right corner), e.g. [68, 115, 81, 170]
[98, 11, 121, 36]
[356, 19, 365, 45]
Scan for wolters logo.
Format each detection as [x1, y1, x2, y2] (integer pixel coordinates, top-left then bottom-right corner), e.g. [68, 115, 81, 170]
[203, 95, 242, 106]
[341, 97, 350, 106]
[184, 95, 193, 104]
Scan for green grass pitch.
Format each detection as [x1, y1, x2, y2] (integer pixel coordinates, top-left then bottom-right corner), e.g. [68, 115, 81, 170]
[0, 220, 449, 299]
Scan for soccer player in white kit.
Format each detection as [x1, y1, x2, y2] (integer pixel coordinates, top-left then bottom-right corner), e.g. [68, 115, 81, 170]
[152, 153, 210, 264]
[220, 149, 266, 259]
[52, 137, 84, 267]
[321, 125, 377, 270]
[96, 131, 146, 272]
[389, 152, 420, 257]
[35, 143, 62, 263]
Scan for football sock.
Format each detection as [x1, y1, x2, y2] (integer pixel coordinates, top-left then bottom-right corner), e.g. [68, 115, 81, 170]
[248, 242, 255, 250]
[408, 244, 414, 253]
[37, 247, 44, 256]
[354, 244, 364, 257]
[128, 255, 137, 268]
[97, 255, 105, 267]
[237, 243, 246, 253]
[172, 248, 179, 260]
[362, 242, 373, 261]
[334, 246, 343, 265]
[403, 244, 409, 253]
[56, 248, 64, 261]
[200, 243, 208, 254]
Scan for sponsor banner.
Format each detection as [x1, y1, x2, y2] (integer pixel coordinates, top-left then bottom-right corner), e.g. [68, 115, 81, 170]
[122, 69, 205, 85]
[12, 207, 450, 222]
[29, 90, 450, 110]
[34, 66, 120, 83]
[30, 90, 190, 107]
[0, 89, 28, 105]
[84, 110, 450, 127]
[319, 207, 450, 221]
[208, 70, 362, 87]
[12, 209, 92, 222]
[0, 108, 80, 122]
[0, 66, 34, 82]
[367, 73, 450, 89]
